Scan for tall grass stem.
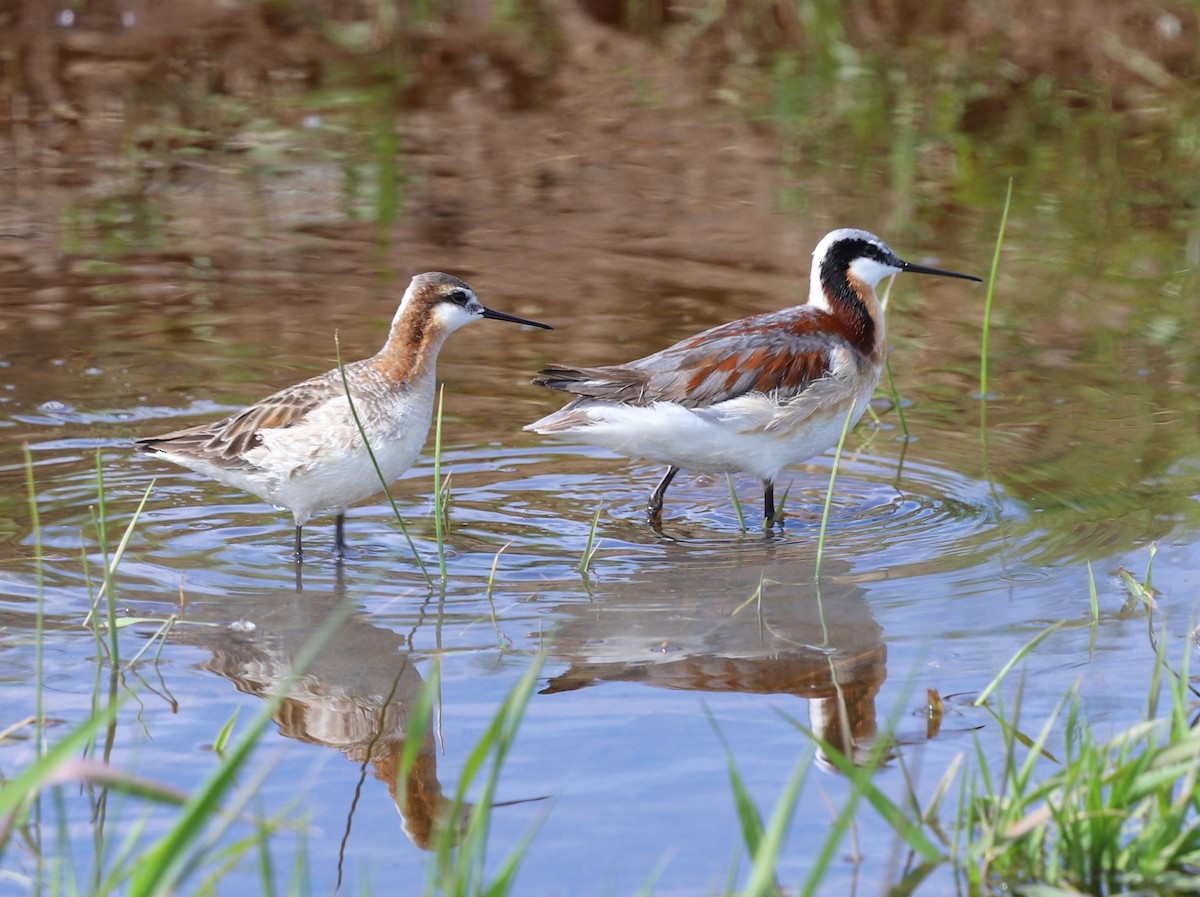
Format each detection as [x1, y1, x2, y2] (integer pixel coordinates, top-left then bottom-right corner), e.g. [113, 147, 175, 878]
[432, 384, 447, 582]
[23, 448, 45, 755]
[814, 401, 857, 581]
[877, 275, 909, 439]
[334, 334, 431, 584]
[979, 178, 1013, 401]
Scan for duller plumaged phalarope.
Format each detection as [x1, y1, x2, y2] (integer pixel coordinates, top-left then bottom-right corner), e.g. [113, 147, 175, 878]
[526, 228, 981, 525]
[137, 272, 551, 557]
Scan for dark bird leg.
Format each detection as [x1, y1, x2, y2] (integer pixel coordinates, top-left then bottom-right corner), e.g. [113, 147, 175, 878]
[334, 513, 347, 558]
[293, 524, 304, 592]
[762, 479, 777, 527]
[647, 466, 680, 522]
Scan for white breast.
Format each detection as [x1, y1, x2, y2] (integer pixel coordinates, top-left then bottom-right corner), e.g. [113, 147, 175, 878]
[231, 386, 436, 525]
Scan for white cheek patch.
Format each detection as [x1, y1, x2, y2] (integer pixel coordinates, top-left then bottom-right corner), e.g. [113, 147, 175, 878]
[849, 256, 901, 287]
[433, 301, 481, 332]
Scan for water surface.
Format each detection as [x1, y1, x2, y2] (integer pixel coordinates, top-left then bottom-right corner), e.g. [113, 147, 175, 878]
[2, 7, 1200, 895]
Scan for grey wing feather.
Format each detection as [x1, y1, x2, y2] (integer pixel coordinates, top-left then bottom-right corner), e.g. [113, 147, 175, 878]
[135, 367, 350, 470]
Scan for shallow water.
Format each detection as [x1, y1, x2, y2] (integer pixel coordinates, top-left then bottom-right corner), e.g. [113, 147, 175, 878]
[4, 245, 1198, 893]
[4, 8, 1200, 895]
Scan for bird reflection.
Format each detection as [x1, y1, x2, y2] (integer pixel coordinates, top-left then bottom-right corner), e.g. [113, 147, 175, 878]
[182, 583, 458, 851]
[539, 546, 892, 768]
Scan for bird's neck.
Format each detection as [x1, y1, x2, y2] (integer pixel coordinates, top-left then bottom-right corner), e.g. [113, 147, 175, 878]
[808, 269, 885, 360]
[373, 308, 449, 387]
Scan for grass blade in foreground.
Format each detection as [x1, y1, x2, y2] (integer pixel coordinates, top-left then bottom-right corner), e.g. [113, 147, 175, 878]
[973, 621, 1066, 707]
[962, 668, 1200, 893]
[709, 708, 827, 897]
[707, 709, 766, 860]
[426, 656, 546, 897]
[128, 602, 353, 897]
[0, 703, 121, 825]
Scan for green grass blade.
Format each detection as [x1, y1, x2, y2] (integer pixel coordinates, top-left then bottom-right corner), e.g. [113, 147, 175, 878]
[1086, 562, 1099, 622]
[575, 504, 603, 574]
[743, 754, 810, 897]
[974, 621, 1067, 707]
[395, 660, 437, 818]
[93, 453, 121, 675]
[726, 475, 747, 533]
[0, 701, 121, 820]
[882, 356, 910, 439]
[129, 602, 353, 897]
[82, 474, 157, 630]
[814, 400, 857, 581]
[212, 711, 239, 758]
[428, 656, 545, 896]
[335, 333, 430, 583]
[707, 709, 765, 857]
[432, 384, 448, 582]
[979, 177, 1012, 400]
[806, 733, 943, 864]
[23, 447, 46, 758]
[876, 275, 910, 439]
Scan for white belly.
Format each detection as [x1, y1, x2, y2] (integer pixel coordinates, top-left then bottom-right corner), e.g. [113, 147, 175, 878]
[533, 370, 878, 482]
[177, 389, 435, 526]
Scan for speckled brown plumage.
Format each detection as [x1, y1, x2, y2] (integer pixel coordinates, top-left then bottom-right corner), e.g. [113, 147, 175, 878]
[136, 272, 551, 558]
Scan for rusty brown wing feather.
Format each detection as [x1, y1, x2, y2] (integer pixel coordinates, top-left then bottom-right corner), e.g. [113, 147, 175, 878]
[135, 369, 345, 470]
[535, 307, 846, 409]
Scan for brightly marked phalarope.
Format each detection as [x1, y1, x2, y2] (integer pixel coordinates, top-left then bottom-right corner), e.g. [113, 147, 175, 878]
[525, 228, 980, 525]
[137, 272, 551, 557]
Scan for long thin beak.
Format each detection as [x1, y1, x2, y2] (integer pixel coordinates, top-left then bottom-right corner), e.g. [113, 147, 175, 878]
[899, 259, 983, 283]
[480, 306, 553, 329]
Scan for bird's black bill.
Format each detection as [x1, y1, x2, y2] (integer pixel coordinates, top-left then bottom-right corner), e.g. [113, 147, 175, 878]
[899, 259, 983, 283]
[480, 306, 553, 329]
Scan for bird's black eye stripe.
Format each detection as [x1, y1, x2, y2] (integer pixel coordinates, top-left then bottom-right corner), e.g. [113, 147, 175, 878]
[446, 288, 471, 306]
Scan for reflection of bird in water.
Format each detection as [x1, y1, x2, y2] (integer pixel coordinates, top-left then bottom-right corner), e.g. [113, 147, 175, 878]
[539, 549, 891, 767]
[184, 584, 461, 850]
[527, 229, 980, 525]
[136, 272, 551, 558]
